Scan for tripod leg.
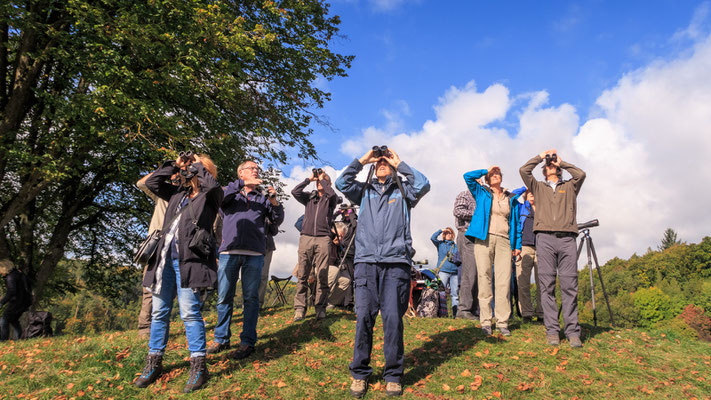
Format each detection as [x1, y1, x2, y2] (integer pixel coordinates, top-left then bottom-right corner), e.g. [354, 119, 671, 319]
[585, 236, 598, 328]
[589, 238, 615, 327]
[576, 238, 585, 260]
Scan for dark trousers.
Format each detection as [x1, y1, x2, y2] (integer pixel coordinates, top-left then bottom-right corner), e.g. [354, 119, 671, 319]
[0, 309, 23, 341]
[456, 232, 479, 316]
[349, 262, 410, 383]
[536, 233, 581, 337]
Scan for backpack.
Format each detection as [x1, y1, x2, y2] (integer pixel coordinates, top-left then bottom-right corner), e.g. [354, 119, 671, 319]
[23, 311, 53, 339]
[416, 287, 439, 318]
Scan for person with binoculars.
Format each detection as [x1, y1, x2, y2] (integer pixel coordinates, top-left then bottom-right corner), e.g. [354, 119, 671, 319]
[463, 166, 522, 337]
[135, 152, 222, 393]
[336, 145, 430, 398]
[208, 160, 284, 360]
[520, 149, 586, 348]
[292, 167, 340, 321]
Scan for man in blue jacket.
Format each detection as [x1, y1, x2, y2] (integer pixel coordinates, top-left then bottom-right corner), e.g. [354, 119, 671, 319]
[208, 160, 284, 359]
[336, 147, 430, 398]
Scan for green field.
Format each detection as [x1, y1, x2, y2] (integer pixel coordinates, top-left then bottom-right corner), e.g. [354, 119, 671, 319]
[1, 307, 710, 399]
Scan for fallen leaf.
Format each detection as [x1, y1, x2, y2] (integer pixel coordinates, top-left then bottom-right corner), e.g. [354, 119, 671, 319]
[442, 384, 450, 391]
[461, 369, 472, 377]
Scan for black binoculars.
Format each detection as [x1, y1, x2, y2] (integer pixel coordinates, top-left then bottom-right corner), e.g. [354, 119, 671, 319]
[179, 164, 199, 180]
[544, 153, 558, 165]
[372, 145, 390, 158]
[312, 168, 323, 178]
[179, 150, 194, 161]
[260, 187, 276, 199]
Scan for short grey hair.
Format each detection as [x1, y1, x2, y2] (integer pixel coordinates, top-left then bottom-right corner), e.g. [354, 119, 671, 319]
[237, 160, 259, 172]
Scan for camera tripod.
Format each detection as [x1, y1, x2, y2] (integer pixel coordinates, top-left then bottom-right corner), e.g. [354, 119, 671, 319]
[577, 221, 615, 327]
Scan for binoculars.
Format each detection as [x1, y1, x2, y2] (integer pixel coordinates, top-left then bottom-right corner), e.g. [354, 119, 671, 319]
[372, 145, 390, 158]
[179, 150, 194, 161]
[544, 153, 558, 165]
[259, 187, 277, 199]
[312, 168, 323, 178]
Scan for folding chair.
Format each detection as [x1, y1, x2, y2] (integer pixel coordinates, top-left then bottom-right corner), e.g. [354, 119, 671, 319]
[269, 275, 292, 307]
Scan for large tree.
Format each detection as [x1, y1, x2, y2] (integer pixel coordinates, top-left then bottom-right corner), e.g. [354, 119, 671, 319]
[0, 0, 352, 303]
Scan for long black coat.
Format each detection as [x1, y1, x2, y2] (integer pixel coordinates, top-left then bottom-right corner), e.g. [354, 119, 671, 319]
[143, 161, 223, 290]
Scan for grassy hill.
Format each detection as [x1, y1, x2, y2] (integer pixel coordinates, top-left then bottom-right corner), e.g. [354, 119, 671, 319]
[1, 307, 710, 399]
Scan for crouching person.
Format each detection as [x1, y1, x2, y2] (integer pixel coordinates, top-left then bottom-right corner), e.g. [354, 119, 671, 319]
[336, 147, 430, 398]
[209, 160, 284, 358]
[135, 153, 222, 393]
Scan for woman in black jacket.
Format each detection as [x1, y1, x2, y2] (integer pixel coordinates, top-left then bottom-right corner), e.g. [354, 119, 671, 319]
[134, 153, 222, 393]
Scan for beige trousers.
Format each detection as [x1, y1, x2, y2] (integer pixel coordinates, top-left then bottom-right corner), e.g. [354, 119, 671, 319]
[474, 235, 512, 328]
[327, 263, 352, 306]
[294, 235, 331, 312]
[515, 245, 543, 318]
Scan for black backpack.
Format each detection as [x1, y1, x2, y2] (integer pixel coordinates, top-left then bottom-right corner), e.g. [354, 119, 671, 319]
[23, 311, 53, 339]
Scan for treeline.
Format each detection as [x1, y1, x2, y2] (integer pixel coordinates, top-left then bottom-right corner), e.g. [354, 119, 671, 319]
[576, 236, 711, 340]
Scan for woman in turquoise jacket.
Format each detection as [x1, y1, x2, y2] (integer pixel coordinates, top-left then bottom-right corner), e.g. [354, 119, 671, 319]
[463, 166, 521, 336]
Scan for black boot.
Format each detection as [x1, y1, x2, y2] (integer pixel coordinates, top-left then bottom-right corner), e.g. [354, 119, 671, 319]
[452, 305, 458, 319]
[135, 353, 163, 388]
[183, 356, 209, 393]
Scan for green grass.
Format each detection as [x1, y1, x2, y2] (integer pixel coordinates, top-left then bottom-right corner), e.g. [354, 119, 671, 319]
[1, 307, 710, 399]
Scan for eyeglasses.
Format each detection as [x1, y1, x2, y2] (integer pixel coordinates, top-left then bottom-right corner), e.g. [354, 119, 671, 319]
[240, 166, 260, 171]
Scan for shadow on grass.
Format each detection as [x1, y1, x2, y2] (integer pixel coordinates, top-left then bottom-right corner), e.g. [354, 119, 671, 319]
[402, 325, 500, 386]
[208, 310, 349, 380]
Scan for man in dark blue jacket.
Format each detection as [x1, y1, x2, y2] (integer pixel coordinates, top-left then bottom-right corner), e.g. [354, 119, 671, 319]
[336, 147, 430, 398]
[208, 160, 284, 359]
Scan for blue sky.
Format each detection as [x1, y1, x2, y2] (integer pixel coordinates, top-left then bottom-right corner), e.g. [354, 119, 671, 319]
[268, 1, 711, 276]
[292, 0, 707, 170]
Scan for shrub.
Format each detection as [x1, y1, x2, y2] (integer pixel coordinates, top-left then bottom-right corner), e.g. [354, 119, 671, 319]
[653, 315, 698, 340]
[679, 304, 711, 342]
[632, 287, 682, 327]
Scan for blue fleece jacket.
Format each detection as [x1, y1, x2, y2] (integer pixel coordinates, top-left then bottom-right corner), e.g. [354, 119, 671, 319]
[463, 169, 522, 250]
[219, 180, 284, 255]
[431, 230, 458, 274]
[336, 159, 430, 264]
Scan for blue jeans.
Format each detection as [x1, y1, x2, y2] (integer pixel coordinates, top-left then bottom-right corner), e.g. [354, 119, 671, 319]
[214, 254, 264, 347]
[350, 262, 410, 384]
[149, 258, 207, 357]
[438, 271, 459, 307]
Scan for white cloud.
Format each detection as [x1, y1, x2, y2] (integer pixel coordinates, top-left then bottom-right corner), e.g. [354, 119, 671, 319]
[268, 22, 711, 279]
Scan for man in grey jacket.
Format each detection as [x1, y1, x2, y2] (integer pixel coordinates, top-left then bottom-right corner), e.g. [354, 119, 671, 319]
[520, 149, 586, 348]
[336, 147, 430, 398]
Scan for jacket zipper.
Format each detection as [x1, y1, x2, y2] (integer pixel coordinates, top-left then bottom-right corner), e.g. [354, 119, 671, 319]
[313, 196, 321, 235]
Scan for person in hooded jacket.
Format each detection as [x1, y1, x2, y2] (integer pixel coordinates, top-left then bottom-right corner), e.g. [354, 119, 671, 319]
[134, 153, 222, 393]
[336, 147, 430, 398]
[463, 166, 522, 337]
[0, 259, 31, 341]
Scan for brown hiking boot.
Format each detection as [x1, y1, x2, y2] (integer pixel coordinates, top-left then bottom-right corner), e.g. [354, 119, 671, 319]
[385, 381, 403, 396]
[350, 378, 368, 398]
[206, 341, 230, 354]
[547, 333, 560, 346]
[134, 353, 163, 388]
[183, 356, 209, 393]
[568, 335, 583, 348]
